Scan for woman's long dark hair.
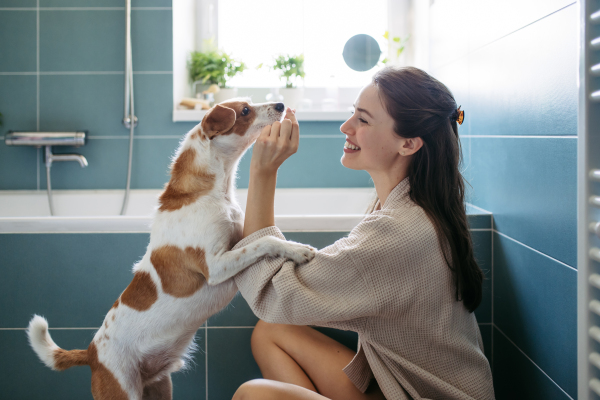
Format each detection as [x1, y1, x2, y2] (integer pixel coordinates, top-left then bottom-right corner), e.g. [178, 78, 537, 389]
[372, 66, 483, 313]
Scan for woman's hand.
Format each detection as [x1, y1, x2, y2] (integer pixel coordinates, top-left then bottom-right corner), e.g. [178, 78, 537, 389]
[242, 107, 299, 238]
[250, 107, 299, 176]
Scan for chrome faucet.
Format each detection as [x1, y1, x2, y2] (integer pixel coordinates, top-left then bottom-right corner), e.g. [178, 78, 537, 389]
[5, 131, 88, 215]
[45, 145, 88, 168]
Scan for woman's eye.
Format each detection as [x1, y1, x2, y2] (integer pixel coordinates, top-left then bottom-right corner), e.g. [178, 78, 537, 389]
[359, 118, 367, 124]
[241, 107, 250, 116]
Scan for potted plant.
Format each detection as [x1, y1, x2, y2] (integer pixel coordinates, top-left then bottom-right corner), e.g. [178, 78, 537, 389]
[380, 31, 410, 65]
[270, 53, 305, 110]
[188, 39, 247, 103]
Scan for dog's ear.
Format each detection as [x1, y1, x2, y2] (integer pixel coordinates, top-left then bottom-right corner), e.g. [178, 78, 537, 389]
[201, 104, 236, 139]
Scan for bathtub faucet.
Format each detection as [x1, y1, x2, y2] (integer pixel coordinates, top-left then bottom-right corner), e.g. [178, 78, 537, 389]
[45, 145, 88, 168]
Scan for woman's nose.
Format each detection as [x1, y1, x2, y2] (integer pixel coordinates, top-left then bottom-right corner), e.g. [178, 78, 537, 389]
[340, 119, 353, 135]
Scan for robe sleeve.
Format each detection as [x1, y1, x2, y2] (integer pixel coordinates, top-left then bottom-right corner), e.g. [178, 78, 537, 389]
[232, 214, 392, 326]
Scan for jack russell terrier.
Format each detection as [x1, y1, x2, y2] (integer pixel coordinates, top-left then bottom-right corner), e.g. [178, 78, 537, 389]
[27, 99, 316, 400]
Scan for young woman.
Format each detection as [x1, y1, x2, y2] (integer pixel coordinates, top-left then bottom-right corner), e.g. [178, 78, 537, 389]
[230, 66, 495, 400]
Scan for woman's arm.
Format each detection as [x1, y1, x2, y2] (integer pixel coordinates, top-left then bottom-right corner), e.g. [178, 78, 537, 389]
[243, 108, 299, 238]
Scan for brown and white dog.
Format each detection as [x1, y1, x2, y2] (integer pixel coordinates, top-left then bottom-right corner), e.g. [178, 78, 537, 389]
[26, 99, 316, 399]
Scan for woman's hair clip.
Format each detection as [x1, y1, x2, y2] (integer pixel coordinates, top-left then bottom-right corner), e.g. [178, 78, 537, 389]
[451, 105, 465, 125]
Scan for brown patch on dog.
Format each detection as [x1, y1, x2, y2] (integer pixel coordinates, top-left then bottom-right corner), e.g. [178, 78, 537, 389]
[242, 248, 246, 254]
[121, 271, 158, 311]
[111, 314, 115, 321]
[54, 348, 89, 371]
[151, 245, 209, 297]
[104, 320, 108, 329]
[111, 298, 120, 310]
[158, 147, 215, 212]
[88, 342, 128, 400]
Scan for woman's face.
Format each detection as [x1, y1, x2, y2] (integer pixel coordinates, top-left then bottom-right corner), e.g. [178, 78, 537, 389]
[339, 83, 405, 174]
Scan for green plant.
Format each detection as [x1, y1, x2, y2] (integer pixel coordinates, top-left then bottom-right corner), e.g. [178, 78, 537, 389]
[381, 31, 410, 64]
[270, 54, 305, 88]
[188, 39, 246, 88]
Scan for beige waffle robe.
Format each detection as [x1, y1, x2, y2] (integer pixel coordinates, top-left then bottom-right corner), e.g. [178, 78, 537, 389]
[232, 177, 495, 400]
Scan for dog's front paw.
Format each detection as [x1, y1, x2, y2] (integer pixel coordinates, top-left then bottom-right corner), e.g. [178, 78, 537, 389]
[280, 241, 317, 264]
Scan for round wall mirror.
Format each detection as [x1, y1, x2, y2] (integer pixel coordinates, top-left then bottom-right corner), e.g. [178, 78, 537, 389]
[342, 34, 382, 72]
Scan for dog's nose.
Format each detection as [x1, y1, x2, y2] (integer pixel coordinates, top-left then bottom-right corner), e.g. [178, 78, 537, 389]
[274, 103, 285, 112]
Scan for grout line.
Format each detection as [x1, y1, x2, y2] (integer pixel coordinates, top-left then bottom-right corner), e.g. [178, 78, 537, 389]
[36, 0, 39, 133]
[493, 325, 574, 400]
[205, 324, 208, 400]
[461, 135, 577, 139]
[469, 228, 492, 232]
[0, 327, 98, 330]
[469, 2, 576, 54]
[36, 147, 40, 190]
[86, 135, 182, 140]
[300, 135, 342, 138]
[0, 326, 257, 330]
[491, 218, 494, 372]
[206, 326, 255, 329]
[465, 203, 492, 214]
[493, 230, 577, 272]
[0, 7, 172, 10]
[0, 71, 173, 76]
[39, 71, 123, 75]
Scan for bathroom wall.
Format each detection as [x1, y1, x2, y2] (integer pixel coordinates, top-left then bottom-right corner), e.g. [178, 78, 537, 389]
[0, 212, 492, 400]
[429, 0, 578, 398]
[0, 0, 370, 191]
[0, 1, 499, 399]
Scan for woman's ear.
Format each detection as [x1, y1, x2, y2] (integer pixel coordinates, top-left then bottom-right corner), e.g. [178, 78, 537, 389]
[201, 104, 236, 139]
[400, 137, 424, 156]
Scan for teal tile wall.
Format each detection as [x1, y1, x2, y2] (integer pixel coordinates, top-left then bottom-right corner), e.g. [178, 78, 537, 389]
[0, 1, 371, 191]
[0, 216, 490, 399]
[430, 1, 578, 398]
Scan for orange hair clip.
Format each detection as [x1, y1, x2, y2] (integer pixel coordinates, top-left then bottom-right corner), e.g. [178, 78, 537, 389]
[456, 106, 465, 125]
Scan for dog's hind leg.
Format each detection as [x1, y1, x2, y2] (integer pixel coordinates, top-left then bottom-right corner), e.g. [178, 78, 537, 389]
[142, 374, 172, 400]
[205, 236, 316, 285]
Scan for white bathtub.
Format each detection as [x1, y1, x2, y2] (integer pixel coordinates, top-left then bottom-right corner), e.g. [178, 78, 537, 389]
[0, 189, 375, 233]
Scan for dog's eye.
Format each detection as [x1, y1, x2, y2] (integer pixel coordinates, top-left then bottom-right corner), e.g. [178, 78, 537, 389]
[241, 107, 250, 116]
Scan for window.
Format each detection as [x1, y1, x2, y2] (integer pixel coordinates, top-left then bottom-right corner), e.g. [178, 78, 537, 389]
[217, 0, 388, 88]
[172, 0, 425, 120]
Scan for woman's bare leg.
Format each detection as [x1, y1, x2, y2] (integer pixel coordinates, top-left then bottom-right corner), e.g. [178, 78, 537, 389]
[236, 320, 385, 400]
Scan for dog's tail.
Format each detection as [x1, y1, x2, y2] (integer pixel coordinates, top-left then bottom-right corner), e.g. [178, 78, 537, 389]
[27, 315, 89, 371]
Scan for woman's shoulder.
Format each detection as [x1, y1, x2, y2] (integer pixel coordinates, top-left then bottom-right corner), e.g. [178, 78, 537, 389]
[355, 202, 433, 236]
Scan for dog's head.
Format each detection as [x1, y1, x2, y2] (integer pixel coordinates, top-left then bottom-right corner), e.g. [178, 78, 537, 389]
[199, 98, 285, 149]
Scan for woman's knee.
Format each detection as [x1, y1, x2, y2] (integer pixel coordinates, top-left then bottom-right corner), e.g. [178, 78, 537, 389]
[251, 320, 278, 351]
[232, 379, 273, 400]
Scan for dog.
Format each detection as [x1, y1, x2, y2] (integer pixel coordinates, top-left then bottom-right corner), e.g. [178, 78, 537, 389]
[27, 99, 316, 399]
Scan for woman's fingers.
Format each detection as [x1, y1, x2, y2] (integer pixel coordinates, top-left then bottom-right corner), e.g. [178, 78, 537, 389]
[269, 121, 281, 139]
[284, 108, 300, 152]
[259, 124, 271, 139]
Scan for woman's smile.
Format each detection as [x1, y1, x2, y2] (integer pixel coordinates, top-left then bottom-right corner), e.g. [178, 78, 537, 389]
[343, 139, 361, 153]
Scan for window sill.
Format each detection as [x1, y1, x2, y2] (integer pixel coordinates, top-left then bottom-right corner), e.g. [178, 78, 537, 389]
[172, 109, 351, 122]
